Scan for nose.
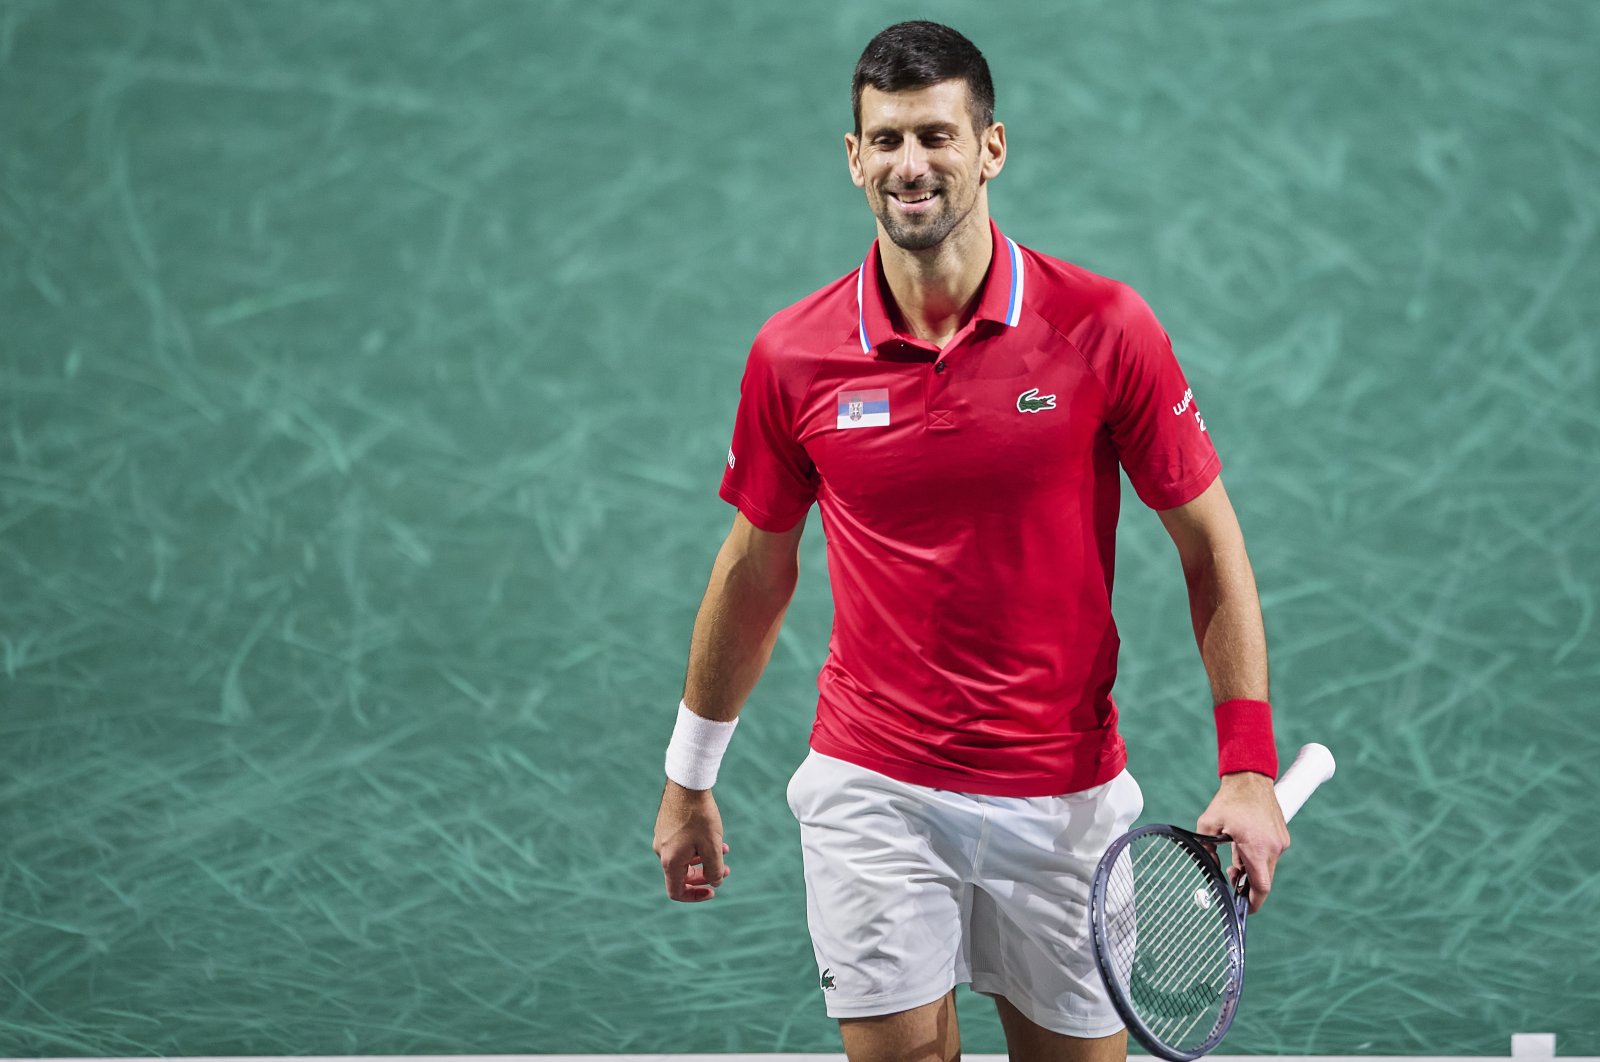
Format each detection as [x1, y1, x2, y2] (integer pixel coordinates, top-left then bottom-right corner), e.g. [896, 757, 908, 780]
[891, 139, 930, 185]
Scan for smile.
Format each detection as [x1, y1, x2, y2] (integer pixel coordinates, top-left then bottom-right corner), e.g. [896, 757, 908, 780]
[889, 190, 939, 213]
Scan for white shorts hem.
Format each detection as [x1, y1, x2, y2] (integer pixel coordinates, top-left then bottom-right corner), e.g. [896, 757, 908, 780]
[968, 976, 1126, 1039]
[822, 978, 958, 1020]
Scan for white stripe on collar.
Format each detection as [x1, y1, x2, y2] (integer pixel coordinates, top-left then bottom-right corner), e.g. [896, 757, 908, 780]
[1004, 236, 1025, 327]
[857, 236, 1025, 350]
[856, 261, 871, 352]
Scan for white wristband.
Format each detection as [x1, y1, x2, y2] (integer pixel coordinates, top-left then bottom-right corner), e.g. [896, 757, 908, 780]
[665, 701, 738, 791]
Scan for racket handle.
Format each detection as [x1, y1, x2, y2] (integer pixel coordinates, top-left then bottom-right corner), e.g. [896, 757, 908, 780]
[1273, 742, 1335, 823]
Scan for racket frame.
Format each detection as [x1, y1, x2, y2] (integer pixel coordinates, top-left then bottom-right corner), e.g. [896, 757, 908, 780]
[1088, 823, 1249, 1062]
[1088, 743, 1334, 1059]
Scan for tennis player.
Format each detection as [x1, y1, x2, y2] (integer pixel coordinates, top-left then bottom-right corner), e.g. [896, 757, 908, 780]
[653, 21, 1289, 1062]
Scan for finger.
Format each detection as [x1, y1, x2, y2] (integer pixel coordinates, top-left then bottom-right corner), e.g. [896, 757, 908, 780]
[661, 856, 691, 901]
[700, 841, 728, 885]
[1236, 847, 1274, 913]
[1245, 881, 1269, 913]
[663, 843, 727, 901]
[666, 860, 721, 902]
[685, 862, 732, 886]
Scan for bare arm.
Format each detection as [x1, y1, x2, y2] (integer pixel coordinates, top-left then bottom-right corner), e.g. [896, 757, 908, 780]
[653, 511, 804, 902]
[1157, 477, 1288, 913]
[682, 512, 805, 721]
[1158, 476, 1268, 704]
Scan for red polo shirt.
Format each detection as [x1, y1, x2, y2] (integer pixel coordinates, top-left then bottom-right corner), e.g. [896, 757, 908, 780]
[720, 221, 1220, 796]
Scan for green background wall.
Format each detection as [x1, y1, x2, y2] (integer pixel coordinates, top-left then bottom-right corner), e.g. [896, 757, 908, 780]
[2, 0, 1596, 1054]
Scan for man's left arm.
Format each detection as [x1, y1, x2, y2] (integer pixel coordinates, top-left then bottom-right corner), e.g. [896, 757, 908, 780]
[1157, 476, 1289, 914]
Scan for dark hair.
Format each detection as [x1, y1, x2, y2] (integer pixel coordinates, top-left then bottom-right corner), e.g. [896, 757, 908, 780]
[851, 21, 994, 136]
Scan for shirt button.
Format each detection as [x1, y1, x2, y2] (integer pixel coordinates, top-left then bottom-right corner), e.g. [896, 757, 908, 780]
[934, 361, 946, 374]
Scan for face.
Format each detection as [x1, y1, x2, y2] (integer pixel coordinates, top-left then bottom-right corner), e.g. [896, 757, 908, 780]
[846, 80, 1005, 252]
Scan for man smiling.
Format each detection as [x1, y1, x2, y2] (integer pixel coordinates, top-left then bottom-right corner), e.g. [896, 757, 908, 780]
[654, 21, 1288, 1062]
[853, 75, 986, 253]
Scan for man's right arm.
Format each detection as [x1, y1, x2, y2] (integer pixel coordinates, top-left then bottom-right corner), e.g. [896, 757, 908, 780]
[652, 511, 805, 902]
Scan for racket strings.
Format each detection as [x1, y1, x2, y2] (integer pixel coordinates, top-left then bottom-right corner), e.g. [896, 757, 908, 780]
[1102, 834, 1236, 1049]
[1134, 845, 1228, 971]
[1109, 840, 1218, 975]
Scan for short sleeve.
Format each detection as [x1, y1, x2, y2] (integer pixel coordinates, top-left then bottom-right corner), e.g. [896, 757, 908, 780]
[1102, 286, 1222, 510]
[718, 334, 818, 531]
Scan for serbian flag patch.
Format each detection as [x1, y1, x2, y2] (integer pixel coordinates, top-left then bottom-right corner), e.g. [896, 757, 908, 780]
[837, 388, 890, 429]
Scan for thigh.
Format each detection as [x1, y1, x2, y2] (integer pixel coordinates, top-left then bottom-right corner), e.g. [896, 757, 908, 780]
[788, 753, 978, 1021]
[840, 991, 960, 1062]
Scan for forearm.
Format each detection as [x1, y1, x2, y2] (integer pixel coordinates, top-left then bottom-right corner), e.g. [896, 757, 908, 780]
[1190, 551, 1288, 910]
[1182, 540, 1268, 705]
[682, 534, 798, 721]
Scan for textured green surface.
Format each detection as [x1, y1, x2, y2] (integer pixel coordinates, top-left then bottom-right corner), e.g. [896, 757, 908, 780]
[2, 0, 1597, 1055]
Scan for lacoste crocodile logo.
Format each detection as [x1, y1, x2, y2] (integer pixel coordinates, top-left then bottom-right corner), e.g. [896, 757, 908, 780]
[820, 969, 836, 991]
[1017, 388, 1057, 413]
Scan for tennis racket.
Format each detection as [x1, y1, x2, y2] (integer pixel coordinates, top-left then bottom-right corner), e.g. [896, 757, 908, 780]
[1088, 742, 1335, 1061]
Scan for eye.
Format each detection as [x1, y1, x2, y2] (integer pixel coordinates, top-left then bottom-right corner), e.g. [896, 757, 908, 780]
[873, 135, 900, 149]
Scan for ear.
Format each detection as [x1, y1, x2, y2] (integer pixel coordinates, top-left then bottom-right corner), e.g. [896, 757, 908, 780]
[844, 132, 866, 189]
[980, 121, 1006, 183]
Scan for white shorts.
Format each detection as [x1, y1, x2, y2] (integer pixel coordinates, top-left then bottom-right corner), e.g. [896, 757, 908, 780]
[786, 750, 1143, 1038]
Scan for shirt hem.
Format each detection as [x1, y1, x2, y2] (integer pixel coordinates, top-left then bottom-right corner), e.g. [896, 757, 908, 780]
[1137, 453, 1222, 512]
[809, 734, 1127, 798]
[718, 483, 811, 532]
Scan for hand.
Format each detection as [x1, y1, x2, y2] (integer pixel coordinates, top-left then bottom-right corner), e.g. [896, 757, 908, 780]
[653, 779, 731, 902]
[1197, 771, 1290, 914]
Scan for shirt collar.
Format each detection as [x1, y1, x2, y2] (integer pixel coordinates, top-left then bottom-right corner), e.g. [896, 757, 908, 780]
[855, 218, 1027, 354]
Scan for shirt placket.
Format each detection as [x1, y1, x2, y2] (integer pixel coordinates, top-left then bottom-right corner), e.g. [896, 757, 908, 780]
[926, 324, 983, 432]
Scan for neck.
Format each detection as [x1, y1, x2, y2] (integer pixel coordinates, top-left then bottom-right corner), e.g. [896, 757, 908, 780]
[877, 199, 993, 349]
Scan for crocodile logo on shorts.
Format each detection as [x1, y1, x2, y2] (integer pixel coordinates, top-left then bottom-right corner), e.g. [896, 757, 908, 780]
[1017, 387, 1057, 414]
[820, 968, 836, 991]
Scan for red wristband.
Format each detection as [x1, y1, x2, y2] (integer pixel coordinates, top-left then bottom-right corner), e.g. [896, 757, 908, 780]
[1214, 698, 1278, 778]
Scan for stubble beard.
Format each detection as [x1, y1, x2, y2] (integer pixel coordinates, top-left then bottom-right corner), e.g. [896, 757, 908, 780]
[875, 163, 985, 253]
[879, 192, 959, 251]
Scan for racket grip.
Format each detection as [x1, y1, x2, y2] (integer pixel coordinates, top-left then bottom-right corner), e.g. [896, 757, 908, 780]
[1273, 742, 1335, 823]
